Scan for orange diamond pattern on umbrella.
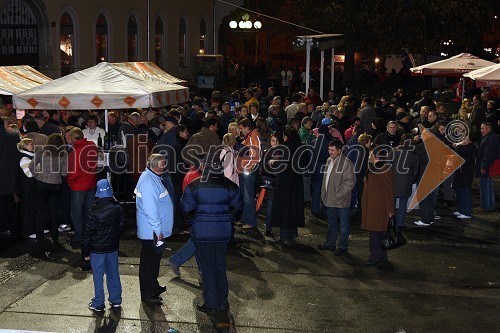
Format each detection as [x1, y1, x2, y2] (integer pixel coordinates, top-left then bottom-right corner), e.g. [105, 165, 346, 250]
[91, 95, 103, 108]
[27, 97, 38, 108]
[124, 96, 136, 107]
[58, 96, 71, 108]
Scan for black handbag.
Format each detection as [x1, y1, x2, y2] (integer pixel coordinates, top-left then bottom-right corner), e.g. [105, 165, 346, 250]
[381, 216, 407, 250]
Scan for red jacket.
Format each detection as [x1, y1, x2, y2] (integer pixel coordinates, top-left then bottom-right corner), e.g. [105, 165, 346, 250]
[67, 138, 97, 191]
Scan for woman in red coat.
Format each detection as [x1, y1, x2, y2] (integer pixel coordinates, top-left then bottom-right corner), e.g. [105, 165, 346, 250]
[361, 150, 394, 265]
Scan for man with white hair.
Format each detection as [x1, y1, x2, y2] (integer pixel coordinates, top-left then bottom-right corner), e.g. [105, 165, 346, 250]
[135, 154, 174, 304]
[117, 112, 140, 146]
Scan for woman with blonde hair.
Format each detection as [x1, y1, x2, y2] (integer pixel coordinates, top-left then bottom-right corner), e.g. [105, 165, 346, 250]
[458, 98, 472, 122]
[220, 133, 239, 185]
[17, 138, 37, 238]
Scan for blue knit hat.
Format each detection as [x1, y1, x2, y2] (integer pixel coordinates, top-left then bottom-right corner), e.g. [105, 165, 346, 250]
[95, 179, 113, 198]
[321, 117, 333, 125]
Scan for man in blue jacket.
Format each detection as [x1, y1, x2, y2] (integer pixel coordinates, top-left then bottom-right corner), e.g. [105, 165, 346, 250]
[181, 154, 242, 313]
[135, 154, 174, 304]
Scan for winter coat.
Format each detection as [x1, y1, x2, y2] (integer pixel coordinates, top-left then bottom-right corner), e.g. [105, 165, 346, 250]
[183, 127, 221, 162]
[361, 166, 394, 232]
[475, 131, 499, 177]
[373, 132, 401, 148]
[269, 141, 305, 228]
[321, 154, 356, 208]
[238, 129, 261, 172]
[67, 138, 97, 191]
[181, 175, 242, 242]
[220, 146, 239, 185]
[82, 197, 126, 257]
[29, 145, 68, 185]
[311, 129, 333, 182]
[0, 129, 20, 195]
[17, 150, 36, 187]
[135, 168, 174, 240]
[393, 145, 419, 197]
[453, 143, 477, 189]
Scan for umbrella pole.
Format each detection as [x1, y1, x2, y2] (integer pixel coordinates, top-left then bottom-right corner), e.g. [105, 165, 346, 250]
[105, 109, 108, 132]
[461, 78, 465, 101]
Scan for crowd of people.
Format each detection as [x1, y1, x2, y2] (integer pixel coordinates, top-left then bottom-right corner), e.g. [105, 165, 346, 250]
[0, 81, 499, 312]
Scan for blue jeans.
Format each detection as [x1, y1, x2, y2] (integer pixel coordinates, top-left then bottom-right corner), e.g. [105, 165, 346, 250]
[90, 251, 122, 307]
[194, 242, 229, 309]
[239, 170, 258, 227]
[395, 196, 409, 227]
[169, 238, 200, 271]
[455, 187, 472, 216]
[311, 178, 325, 216]
[479, 177, 495, 211]
[71, 189, 95, 241]
[419, 188, 438, 224]
[325, 207, 350, 250]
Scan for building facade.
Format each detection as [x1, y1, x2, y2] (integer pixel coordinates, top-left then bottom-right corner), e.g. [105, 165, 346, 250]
[0, 0, 214, 80]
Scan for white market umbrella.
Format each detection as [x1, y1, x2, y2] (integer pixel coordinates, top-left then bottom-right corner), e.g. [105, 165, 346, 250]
[463, 63, 500, 87]
[13, 62, 189, 110]
[0, 65, 52, 95]
[410, 53, 495, 77]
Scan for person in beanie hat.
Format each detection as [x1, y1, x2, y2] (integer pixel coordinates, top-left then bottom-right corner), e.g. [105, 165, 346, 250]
[83, 179, 126, 312]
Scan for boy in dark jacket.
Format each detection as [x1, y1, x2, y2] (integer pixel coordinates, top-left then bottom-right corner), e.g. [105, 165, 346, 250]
[83, 179, 126, 312]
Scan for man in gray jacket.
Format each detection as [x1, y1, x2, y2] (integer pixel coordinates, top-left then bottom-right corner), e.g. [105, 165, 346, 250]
[318, 139, 356, 255]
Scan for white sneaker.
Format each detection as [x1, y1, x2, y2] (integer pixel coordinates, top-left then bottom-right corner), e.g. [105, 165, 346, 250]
[456, 214, 471, 219]
[453, 211, 460, 216]
[58, 224, 71, 232]
[43, 229, 49, 234]
[28, 233, 36, 239]
[414, 220, 430, 227]
[434, 215, 442, 220]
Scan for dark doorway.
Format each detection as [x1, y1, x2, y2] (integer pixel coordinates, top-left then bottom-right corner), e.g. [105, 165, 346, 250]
[0, 0, 39, 67]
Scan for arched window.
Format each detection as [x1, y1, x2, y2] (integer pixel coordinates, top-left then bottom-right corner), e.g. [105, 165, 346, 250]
[96, 14, 108, 63]
[178, 18, 186, 67]
[154, 17, 164, 68]
[199, 19, 206, 53]
[60, 12, 73, 76]
[127, 16, 138, 61]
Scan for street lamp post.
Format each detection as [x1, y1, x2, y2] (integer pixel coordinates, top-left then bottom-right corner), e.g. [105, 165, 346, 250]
[229, 14, 262, 65]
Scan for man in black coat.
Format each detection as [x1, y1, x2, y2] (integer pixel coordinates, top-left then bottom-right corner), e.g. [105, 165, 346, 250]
[0, 117, 20, 233]
[452, 136, 477, 219]
[34, 114, 61, 136]
[83, 179, 126, 311]
[392, 135, 419, 228]
[475, 121, 499, 211]
[373, 121, 402, 148]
